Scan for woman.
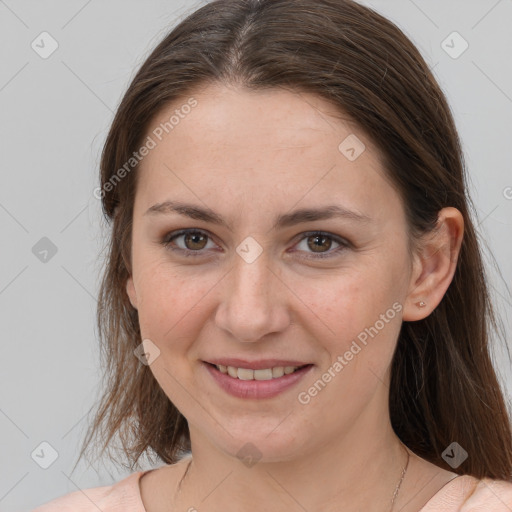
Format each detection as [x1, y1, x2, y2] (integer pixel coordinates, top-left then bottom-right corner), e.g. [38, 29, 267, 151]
[33, 0, 512, 510]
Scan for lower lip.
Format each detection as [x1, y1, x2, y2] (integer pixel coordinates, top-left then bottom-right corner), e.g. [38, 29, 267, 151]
[202, 362, 314, 399]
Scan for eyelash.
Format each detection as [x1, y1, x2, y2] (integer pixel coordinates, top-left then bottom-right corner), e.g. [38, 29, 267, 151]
[161, 229, 350, 260]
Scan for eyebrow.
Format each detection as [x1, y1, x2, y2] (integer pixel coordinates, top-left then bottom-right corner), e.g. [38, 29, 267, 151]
[144, 200, 372, 230]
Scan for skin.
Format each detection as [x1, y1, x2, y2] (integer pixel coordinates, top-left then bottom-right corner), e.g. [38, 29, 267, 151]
[126, 83, 465, 512]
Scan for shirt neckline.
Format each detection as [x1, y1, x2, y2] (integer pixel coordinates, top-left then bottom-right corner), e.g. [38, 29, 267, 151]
[133, 469, 155, 512]
[418, 474, 478, 511]
[131, 469, 473, 512]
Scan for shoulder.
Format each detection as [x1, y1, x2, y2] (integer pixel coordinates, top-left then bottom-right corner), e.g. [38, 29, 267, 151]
[31, 471, 149, 512]
[421, 475, 512, 511]
[462, 478, 512, 510]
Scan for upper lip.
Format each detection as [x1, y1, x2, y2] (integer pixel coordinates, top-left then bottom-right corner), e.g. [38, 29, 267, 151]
[205, 358, 312, 370]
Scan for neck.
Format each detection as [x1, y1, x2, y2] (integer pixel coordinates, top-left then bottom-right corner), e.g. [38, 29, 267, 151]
[173, 416, 410, 512]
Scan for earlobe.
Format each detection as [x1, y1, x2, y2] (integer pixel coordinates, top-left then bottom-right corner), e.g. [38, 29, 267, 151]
[126, 276, 138, 310]
[402, 207, 464, 322]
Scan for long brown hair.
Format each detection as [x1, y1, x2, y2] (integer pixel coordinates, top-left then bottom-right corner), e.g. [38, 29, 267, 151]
[77, 0, 512, 480]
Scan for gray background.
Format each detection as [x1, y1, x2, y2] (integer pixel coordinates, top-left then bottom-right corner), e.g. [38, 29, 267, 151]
[1, 0, 511, 510]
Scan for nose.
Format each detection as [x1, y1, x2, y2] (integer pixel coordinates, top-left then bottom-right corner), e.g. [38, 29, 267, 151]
[214, 251, 291, 343]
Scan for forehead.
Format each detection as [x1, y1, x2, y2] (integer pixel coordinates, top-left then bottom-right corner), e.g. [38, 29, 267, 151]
[135, 84, 402, 226]
[151, 84, 360, 152]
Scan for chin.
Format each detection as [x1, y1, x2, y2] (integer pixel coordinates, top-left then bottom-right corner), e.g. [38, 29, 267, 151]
[209, 424, 313, 465]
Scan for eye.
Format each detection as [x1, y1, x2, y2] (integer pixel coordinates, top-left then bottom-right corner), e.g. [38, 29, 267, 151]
[291, 231, 349, 260]
[162, 229, 349, 260]
[162, 229, 217, 257]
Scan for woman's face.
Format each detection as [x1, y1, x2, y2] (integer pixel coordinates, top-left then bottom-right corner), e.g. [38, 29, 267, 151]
[127, 84, 418, 462]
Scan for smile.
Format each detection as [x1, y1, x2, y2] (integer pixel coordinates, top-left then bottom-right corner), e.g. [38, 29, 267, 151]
[214, 364, 307, 380]
[203, 362, 314, 399]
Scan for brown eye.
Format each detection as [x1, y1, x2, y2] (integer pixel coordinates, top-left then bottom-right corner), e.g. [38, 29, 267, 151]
[293, 231, 349, 260]
[307, 234, 333, 253]
[162, 229, 215, 256]
[182, 231, 208, 250]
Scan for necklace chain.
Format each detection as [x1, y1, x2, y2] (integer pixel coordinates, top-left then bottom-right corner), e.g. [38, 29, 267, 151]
[390, 445, 410, 511]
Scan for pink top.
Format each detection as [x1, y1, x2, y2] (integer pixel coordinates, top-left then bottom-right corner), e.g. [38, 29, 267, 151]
[32, 471, 512, 511]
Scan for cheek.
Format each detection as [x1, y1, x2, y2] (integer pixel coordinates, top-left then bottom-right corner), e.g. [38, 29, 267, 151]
[133, 260, 215, 344]
[295, 266, 396, 333]
[296, 277, 402, 423]
[296, 264, 403, 374]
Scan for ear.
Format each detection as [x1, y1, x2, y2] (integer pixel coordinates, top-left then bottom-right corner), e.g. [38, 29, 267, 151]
[126, 275, 138, 310]
[402, 207, 464, 321]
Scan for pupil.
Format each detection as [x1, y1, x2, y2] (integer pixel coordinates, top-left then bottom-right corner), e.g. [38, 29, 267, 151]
[308, 235, 330, 253]
[186, 232, 206, 250]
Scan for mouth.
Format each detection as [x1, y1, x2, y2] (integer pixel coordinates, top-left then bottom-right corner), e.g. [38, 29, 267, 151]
[202, 361, 314, 399]
[205, 362, 312, 381]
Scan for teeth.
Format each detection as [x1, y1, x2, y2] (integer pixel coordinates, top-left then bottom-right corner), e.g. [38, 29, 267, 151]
[272, 366, 284, 378]
[238, 367, 258, 380]
[215, 364, 303, 380]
